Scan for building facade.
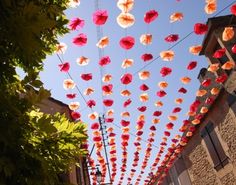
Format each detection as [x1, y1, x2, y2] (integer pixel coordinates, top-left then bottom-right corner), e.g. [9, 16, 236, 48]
[38, 97, 90, 185]
[160, 15, 236, 185]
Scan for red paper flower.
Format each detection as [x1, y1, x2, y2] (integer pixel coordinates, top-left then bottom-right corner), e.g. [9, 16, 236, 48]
[137, 106, 147, 112]
[153, 111, 162, 117]
[144, 10, 158, 24]
[71, 111, 81, 120]
[93, 136, 102, 142]
[58, 62, 70, 72]
[106, 118, 114, 123]
[73, 33, 87, 46]
[136, 130, 143, 136]
[178, 87, 187, 94]
[103, 99, 114, 107]
[164, 34, 179, 42]
[119, 36, 135, 50]
[183, 120, 190, 125]
[231, 4, 236, 15]
[69, 17, 85, 30]
[92, 10, 108, 25]
[139, 84, 149, 91]
[91, 122, 100, 130]
[166, 122, 174, 130]
[187, 61, 197, 70]
[81, 73, 92, 81]
[121, 120, 130, 127]
[172, 107, 181, 113]
[164, 131, 170, 137]
[99, 56, 111, 66]
[194, 23, 208, 35]
[87, 100, 96, 108]
[150, 126, 156, 131]
[102, 84, 113, 93]
[136, 120, 145, 129]
[121, 73, 133, 85]
[215, 74, 227, 83]
[66, 93, 76, 99]
[160, 67, 172, 77]
[232, 44, 236, 53]
[141, 53, 153, 62]
[202, 79, 211, 87]
[213, 48, 226, 58]
[123, 98, 132, 107]
[156, 90, 167, 97]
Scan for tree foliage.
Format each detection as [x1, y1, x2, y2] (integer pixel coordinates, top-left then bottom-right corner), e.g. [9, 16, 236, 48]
[0, 0, 88, 184]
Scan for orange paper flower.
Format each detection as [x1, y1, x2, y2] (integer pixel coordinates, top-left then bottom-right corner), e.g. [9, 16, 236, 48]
[158, 81, 168, 89]
[96, 36, 109, 48]
[200, 107, 208, 114]
[170, 12, 183, 23]
[221, 61, 235, 70]
[222, 27, 234, 41]
[88, 112, 98, 120]
[181, 76, 191, 84]
[69, 102, 80, 110]
[208, 63, 219, 72]
[140, 93, 149, 102]
[106, 109, 114, 117]
[189, 45, 202, 55]
[121, 59, 134, 68]
[168, 115, 178, 121]
[196, 89, 207, 97]
[152, 118, 160, 124]
[84, 87, 95, 95]
[192, 119, 200, 125]
[205, 2, 217, 14]
[137, 114, 145, 121]
[117, 0, 134, 13]
[155, 101, 163, 107]
[117, 12, 135, 28]
[175, 98, 183, 104]
[63, 79, 76, 90]
[55, 42, 67, 54]
[139, 71, 150, 80]
[211, 87, 220, 95]
[160, 50, 175, 61]
[140, 34, 152, 45]
[102, 74, 112, 83]
[121, 111, 130, 117]
[120, 89, 131, 96]
[77, 56, 90, 66]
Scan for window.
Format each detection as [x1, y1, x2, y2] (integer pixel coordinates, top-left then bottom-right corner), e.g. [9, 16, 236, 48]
[201, 122, 228, 171]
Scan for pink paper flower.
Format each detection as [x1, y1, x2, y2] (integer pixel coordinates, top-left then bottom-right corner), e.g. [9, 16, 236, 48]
[58, 62, 70, 72]
[103, 99, 114, 107]
[156, 90, 167, 97]
[144, 10, 158, 24]
[119, 36, 135, 50]
[71, 111, 81, 120]
[194, 23, 208, 35]
[69, 17, 85, 30]
[99, 56, 111, 66]
[123, 98, 132, 108]
[160, 67, 172, 77]
[141, 53, 153, 62]
[87, 100, 96, 108]
[164, 34, 179, 42]
[121, 73, 133, 85]
[81, 73, 92, 81]
[139, 84, 149, 91]
[213, 48, 226, 58]
[121, 120, 130, 127]
[93, 10, 108, 25]
[73, 33, 87, 46]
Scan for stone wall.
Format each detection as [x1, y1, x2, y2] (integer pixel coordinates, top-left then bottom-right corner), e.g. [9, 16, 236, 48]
[187, 145, 218, 185]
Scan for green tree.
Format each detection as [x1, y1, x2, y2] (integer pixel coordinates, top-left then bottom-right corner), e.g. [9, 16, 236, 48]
[0, 0, 88, 184]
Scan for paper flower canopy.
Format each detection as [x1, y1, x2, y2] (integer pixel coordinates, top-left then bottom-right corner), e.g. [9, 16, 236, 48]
[103, 99, 114, 107]
[69, 102, 80, 110]
[67, 0, 80, 8]
[140, 84, 149, 91]
[63, 79, 76, 90]
[55, 42, 67, 54]
[102, 74, 112, 83]
[141, 53, 153, 62]
[121, 89, 131, 96]
[164, 34, 179, 42]
[77, 56, 90, 66]
[194, 23, 208, 35]
[140, 34, 152, 45]
[71, 111, 81, 120]
[189, 45, 202, 55]
[160, 50, 175, 61]
[93, 10, 108, 25]
[222, 27, 234, 41]
[160, 67, 172, 77]
[122, 59, 134, 68]
[205, 1, 217, 14]
[69, 17, 85, 30]
[120, 36, 135, 50]
[170, 12, 183, 23]
[117, 12, 135, 28]
[144, 10, 158, 24]
[139, 71, 150, 80]
[99, 56, 111, 66]
[208, 63, 219, 72]
[117, 0, 134, 12]
[73, 33, 87, 46]
[231, 4, 236, 16]
[140, 93, 149, 102]
[121, 73, 133, 84]
[158, 81, 168, 89]
[84, 87, 95, 96]
[96, 36, 109, 48]
[221, 61, 235, 70]
[59, 62, 70, 72]
[81, 73, 92, 81]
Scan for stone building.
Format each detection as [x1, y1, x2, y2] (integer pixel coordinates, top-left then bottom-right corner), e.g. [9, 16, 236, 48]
[159, 15, 236, 185]
[38, 97, 90, 185]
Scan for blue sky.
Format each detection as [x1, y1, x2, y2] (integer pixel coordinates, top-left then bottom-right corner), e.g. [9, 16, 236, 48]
[39, 0, 233, 184]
